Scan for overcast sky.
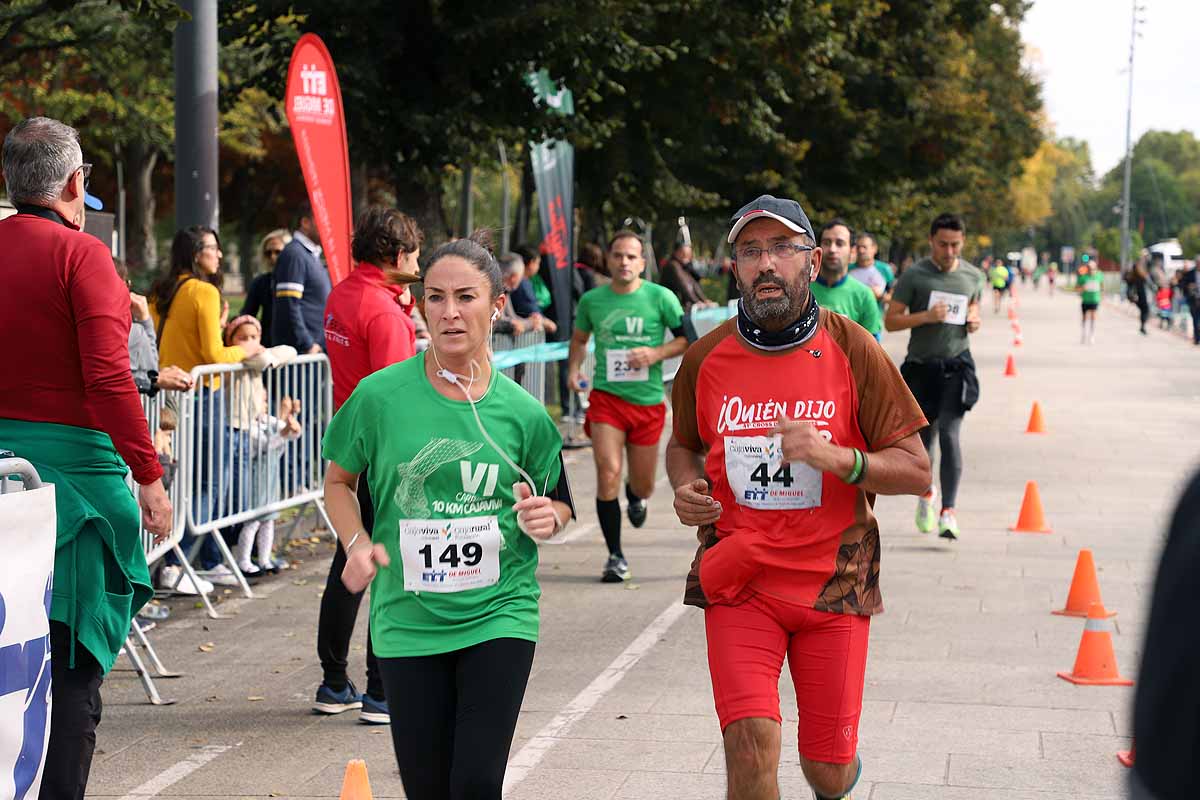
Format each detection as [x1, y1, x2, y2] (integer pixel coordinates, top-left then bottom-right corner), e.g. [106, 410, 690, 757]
[1021, 0, 1199, 177]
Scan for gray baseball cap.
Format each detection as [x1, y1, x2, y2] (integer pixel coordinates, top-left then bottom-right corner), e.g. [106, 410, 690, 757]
[727, 194, 815, 244]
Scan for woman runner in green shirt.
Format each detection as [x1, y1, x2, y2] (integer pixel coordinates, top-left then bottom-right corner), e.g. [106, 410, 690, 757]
[322, 232, 575, 799]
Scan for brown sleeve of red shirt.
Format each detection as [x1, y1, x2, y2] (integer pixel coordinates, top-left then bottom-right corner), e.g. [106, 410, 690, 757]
[72, 238, 163, 485]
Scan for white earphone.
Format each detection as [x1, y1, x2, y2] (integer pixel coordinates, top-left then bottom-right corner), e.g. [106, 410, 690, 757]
[491, 308, 500, 323]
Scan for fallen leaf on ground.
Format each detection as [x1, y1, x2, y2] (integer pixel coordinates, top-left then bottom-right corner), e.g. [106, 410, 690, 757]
[247, 696, 265, 702]
[198, 642, 215, 652]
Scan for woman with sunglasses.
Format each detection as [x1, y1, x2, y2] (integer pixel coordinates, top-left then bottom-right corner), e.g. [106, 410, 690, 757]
[242, 229, 292, 347]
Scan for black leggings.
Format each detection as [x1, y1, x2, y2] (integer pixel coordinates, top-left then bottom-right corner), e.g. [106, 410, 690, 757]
[920, 409, 964, 509]
[317, 478, 382, 699]
[378, 638, 536, 800]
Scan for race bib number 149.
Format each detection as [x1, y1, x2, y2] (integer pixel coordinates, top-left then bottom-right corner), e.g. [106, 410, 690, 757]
[724, 435, 822, 510]
[399, 515, 501, 593]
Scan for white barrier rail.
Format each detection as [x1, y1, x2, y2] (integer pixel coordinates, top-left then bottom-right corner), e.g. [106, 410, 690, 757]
[176, 354, 335, 604]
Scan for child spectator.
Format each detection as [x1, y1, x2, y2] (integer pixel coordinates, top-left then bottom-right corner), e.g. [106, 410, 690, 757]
[223, 315, 302, 574]
[1156, 283, 1174, 330]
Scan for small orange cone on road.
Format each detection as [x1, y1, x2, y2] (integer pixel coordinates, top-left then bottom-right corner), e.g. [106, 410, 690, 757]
[1010, 480, 1052, 533]
[1025, 401, 1047, 434]
[1013, 333, 1024, 347]
[339, 759, 373, 800]
[1053, 549, 1115, 617]
[1117, 741, 1136, 767]
[1003, 354, 1018, 377]
[1008, 306, 1017, 320]
[1057, 603, 1133, 686]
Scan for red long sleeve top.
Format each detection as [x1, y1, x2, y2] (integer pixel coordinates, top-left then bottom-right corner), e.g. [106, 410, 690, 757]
[323, 262, 417, 410]
[0, 208, 162, 485]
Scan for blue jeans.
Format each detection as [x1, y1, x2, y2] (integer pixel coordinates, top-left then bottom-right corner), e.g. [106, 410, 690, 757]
[171, 387, 228, 569]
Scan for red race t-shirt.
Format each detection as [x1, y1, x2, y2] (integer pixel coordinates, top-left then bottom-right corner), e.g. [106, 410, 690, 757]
[672, 310, 926, 615]
[323, 263, 416, 410]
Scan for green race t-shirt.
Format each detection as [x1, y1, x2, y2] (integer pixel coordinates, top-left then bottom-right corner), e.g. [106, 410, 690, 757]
[810, 274, 882, 335]
[531, 273, 552, 310]
[892, 257, 985, 362]
[575, 281, 684, 405]
[874, 259, 895, 287]
[322, 353, 564, 657]
[1080, 270, 1104, 304]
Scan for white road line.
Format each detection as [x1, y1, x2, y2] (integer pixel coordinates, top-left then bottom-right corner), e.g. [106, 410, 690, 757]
[503, 600, 690, 795]
[116, 744, 235, 799]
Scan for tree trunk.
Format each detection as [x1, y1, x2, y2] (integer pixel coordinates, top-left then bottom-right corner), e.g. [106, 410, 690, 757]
[515, 157, 534, 247]
[351, 158, 368, 221]
[125, 140, 158, 274]
[393, 170, 447, 245]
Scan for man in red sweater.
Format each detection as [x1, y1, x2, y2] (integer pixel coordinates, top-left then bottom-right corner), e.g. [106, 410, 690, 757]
[0, 117, 171, 798]
[313, 205, 422, 723]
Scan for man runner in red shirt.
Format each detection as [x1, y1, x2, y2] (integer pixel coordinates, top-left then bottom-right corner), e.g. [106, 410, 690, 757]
[667, 195, 931, 800]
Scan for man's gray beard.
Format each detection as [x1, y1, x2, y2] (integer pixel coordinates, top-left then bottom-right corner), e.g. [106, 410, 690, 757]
[742, 287, 805, 331]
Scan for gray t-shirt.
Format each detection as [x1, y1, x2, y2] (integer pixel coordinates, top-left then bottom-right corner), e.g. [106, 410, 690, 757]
[891, 257, 985, 362]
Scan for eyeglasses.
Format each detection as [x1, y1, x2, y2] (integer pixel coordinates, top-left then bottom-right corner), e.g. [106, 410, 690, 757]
[264, 249, 283, 258]
[735, 242, 814, 263]
[78, 162, 92, 191]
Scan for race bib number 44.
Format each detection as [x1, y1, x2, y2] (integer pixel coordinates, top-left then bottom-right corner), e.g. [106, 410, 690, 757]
[928, 290, 969, 325]
[606, 349, 648, 382]
[724, 435, 822, 510]
[399, 515, 501, 593]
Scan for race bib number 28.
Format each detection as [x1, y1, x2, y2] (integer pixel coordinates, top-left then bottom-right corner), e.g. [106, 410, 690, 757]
[399, 515, 501, 593]
[724, 435, 822, 510]
[928, 290, 969, 326]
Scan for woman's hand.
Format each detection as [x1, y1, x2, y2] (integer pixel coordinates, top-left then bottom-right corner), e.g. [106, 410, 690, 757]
[513, 482, 563, 541]
[156, 365, 194, 392]
[342, 539, 391, 594]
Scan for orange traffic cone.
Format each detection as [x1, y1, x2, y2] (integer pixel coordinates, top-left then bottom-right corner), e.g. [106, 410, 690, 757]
[1117, 741, 1136, 767]
[1025, 402, 1047, 434]
[1010, 480, 1052, 533]
[1053, 549, 1115, 617]
[1008, 306, 1017, 321]
[339, 759, 373, 800]
[1057, 603, 1133, 686]
[1003, 354, 1017, 377]
[1013, 333, 1023, 347]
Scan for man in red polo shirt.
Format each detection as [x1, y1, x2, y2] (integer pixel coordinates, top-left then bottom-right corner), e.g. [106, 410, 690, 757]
[0, 116, 171, 799]
[667, 195, 930, 800]
[313, 205, 422, 724]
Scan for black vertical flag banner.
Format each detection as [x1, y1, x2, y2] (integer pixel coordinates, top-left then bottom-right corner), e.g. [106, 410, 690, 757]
[527, 70, 575, 336]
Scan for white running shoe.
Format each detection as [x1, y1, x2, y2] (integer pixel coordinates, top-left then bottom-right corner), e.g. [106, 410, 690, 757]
[197, 564, 240, 587]
[915, 488, 938, 534]
[158, 565, 214, 595]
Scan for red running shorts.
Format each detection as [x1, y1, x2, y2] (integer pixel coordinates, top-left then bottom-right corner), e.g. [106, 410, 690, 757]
[584, 389, 666, 447]
[704, 591, 871, 764]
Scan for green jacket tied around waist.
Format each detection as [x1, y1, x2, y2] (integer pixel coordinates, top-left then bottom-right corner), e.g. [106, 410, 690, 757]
[0, 418, 152, 673]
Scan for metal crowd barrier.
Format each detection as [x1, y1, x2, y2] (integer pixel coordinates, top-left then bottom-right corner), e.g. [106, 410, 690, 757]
[493, 329, 549, 401]
[178, 354, 335, 606]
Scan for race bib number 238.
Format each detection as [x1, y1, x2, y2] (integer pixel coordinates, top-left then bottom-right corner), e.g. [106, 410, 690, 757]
[399, 515, 501, 593]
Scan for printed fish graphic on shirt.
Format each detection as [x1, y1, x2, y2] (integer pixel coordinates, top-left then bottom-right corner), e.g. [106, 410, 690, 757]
[394, 438, 484, 517]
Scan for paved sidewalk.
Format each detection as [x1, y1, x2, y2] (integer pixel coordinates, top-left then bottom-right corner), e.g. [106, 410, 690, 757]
[88, 284, 1199, 799]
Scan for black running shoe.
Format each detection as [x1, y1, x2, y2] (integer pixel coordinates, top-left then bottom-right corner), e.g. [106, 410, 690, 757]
[627, 498, 647, 528]
[601, 555, 630, 583]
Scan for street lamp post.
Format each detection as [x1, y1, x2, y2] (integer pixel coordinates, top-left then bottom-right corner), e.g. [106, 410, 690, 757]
[173, 0, 219, 232]
[1119, 1, 1145, 275]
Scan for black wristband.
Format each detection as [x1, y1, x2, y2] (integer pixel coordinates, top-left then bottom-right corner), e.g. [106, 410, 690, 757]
[850, 449, 869, 485]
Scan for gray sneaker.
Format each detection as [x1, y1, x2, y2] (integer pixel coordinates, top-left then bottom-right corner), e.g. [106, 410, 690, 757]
[601, 555, 630, 583]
